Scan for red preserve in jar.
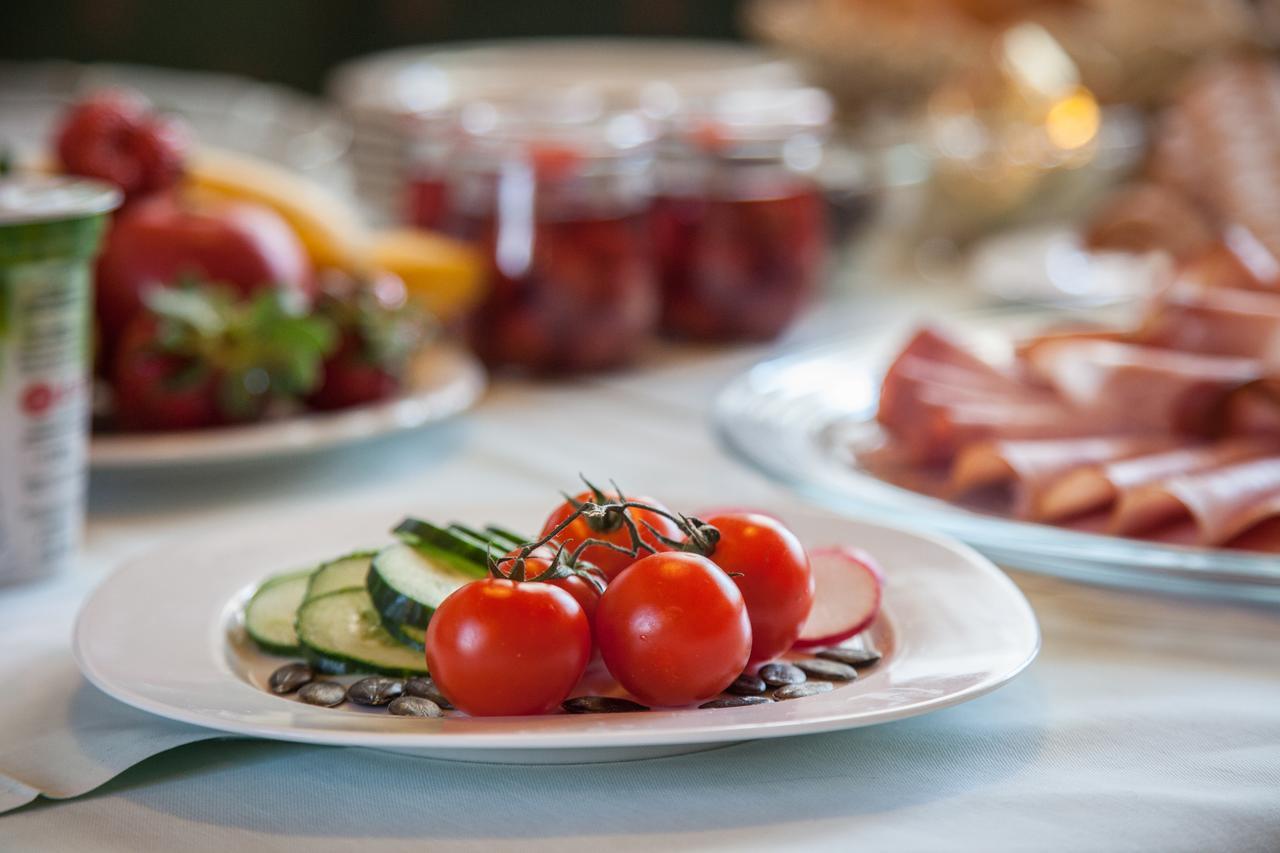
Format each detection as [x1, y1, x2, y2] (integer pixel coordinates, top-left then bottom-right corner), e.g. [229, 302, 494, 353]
[403, 110, 458, 230]
[444, 101, 659, 373]
[653, 87, 832, 342]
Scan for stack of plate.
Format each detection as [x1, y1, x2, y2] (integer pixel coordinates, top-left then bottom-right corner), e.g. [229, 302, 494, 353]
[326, 39, 803, 226]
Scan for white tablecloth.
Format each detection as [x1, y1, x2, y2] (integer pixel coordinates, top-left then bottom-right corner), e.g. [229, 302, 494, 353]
[2, 294, 1279, 852]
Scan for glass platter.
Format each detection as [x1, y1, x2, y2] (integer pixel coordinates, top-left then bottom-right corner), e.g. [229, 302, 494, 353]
[713, 309, 1280, 603]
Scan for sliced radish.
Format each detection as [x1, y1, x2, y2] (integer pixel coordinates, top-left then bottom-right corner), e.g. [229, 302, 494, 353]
[793, 546, 884, 649]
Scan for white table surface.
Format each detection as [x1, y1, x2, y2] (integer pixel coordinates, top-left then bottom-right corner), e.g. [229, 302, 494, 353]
[2, 288, 1279, 852]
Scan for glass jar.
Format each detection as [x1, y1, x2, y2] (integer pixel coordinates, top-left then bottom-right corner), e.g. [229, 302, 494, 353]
[443, 98, 659, 373]
[652, 87, 833, 342]
[404, 109, 458, 231]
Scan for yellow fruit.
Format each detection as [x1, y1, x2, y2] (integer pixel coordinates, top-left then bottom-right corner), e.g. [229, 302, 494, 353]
[370, 228, 486, 321]
[185, 147, 369, 271]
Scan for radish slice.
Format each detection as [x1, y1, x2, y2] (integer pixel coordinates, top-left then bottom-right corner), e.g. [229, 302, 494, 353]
[793, 547, 884, 649]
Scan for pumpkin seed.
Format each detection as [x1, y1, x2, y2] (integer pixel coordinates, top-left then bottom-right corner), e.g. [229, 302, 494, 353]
[388, 696, 444, 717]
[816, 646, 882, 667]
[725, 673, 768, 695]
[268, 663, 313, 694]
[297, 680, 346, 707]
[404, 677, 454, 709]
[774, 681, 834, 700]
[758, 662, 806, 687]
[561, 696, 649, 714]
[699, 695, 773, 709]
[795, 658, 858, 682]
[347, 677, 404, 706]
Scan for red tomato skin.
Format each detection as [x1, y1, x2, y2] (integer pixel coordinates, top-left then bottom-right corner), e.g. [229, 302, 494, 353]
[425, 579, 591, 717]
[703, 513, 813, 663]
[95, 196, 313, 356]
[595, 552, 751, 707]
[540, 492, 679, 581]
[499, 546, 602, 627]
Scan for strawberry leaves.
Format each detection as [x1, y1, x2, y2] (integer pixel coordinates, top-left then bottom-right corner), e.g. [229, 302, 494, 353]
[142, 280, 336, 420]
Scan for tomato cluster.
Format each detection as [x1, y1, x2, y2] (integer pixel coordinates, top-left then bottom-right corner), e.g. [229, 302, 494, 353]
[425, 488, 815, 716]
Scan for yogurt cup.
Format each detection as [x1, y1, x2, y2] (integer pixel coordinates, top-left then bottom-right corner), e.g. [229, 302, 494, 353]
[0, 175, 120, 584]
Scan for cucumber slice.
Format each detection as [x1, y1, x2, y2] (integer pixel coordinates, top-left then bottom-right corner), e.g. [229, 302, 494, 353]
[304, 551, 374, 601]
[385, 621, 427, 651]
[368, 541, 484, 631]
[244, 569, 312, 656]
[393, 517, 492, 571]
[296, 588, 429, 676]
[448, 523, 507, 552]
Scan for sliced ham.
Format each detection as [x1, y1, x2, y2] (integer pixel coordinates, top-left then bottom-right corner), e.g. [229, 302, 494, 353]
[1111, 455, 1280, 545]
[1226, 380, 1280, 436]
[950, 436, 1184, 519]
[1020, 339, 1263, 434]
[1138, 278, 1280, 363]
[878, 327, 1064, 464]
[1038, 438, 1279, 522]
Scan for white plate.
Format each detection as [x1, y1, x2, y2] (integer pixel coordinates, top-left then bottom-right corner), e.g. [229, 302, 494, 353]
[714, 309, 1280, 603]
[89, 344, 485, 469]
[74, 502, 1039, 764]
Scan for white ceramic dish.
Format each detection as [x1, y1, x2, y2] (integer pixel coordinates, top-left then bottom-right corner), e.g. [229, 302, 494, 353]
[714, 310, 1280, 603]
[74, 502, 1039, 764]
[90, 344, 485, 469]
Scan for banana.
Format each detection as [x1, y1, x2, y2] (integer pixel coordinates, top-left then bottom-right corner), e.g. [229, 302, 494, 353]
[185, 146, 370, 271]
[370, 228, 487, 321]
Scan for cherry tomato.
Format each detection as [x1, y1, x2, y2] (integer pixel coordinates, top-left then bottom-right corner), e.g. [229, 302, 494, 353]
[540, 491, 679, 581]
[425, 579, 590, 716]
[500, 546, 602, 626]
[701, 512, 813, 663]
[594, 552, 751, 706]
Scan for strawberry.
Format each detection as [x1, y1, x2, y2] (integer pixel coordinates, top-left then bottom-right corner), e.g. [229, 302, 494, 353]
[55, 89, 191, 200]
[110, 282, 336, 431]
[305, 271, 430, 411]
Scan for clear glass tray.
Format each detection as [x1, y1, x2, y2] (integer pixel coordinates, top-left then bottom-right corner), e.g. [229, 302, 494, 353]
[714, 311, 1280, 603]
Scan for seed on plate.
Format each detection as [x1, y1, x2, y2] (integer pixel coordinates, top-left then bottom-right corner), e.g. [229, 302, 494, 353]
[725, 673, 768, 696]
[699, 695, 773, 709]
[758, 662, 806, 687]
[794, 658, 858, 682]
[388, 696, 444, 718]
[297, 681, 346, 707]
[404, 677, 454, 709]
[347, 677, 404, 706]
[268, 663, 313, 694]
[774, 682, 834, 701]
[561, 696, 650, 714]
[815, 646, 882, 667]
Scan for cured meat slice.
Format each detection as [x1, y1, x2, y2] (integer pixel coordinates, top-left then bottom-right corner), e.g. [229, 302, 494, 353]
[1111, 455, 1280, 545]
[1038, 438, 1278, 522]
[950, 436, 1183, 519]
[1139, 278, 1280, 362]
[1020, 339, 1262, 434]
[1226, 380, 1280, 436]
[878, 327, 1063, 463]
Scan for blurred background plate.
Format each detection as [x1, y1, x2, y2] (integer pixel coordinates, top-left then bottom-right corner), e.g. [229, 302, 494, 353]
[0, 61, 354, 192]
[714, 309, 1280, 603]
[89, 343, 484, 469]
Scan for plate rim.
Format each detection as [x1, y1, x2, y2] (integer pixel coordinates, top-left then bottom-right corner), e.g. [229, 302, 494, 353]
[88, 343, 485, 470]
[73, 503, 1040, 751]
